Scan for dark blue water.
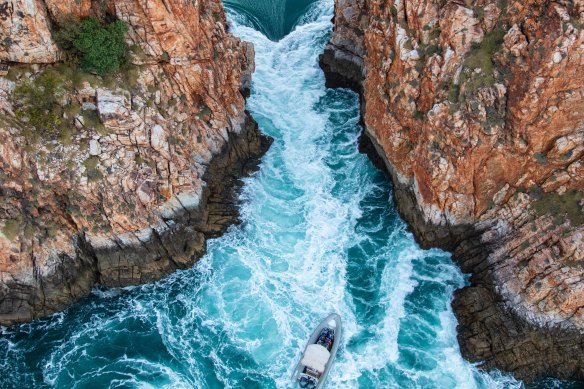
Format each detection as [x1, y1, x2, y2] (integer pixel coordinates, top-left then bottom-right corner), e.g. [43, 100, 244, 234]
[224, 0, 317, 40]
[0, 1, 575, 388]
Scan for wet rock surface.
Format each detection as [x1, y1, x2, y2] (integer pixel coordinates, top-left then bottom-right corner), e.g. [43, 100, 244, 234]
[90, 114, 271, 289]
[323, 0, 584, 383]
[319, 0, 366, 92]
[0, 0, 270, 325]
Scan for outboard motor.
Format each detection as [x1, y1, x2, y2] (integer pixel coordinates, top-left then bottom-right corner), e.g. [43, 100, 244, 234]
[299, 375, 317, 388]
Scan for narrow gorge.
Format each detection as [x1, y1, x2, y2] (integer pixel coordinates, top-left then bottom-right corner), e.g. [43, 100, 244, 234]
[0, 0, 582, 387]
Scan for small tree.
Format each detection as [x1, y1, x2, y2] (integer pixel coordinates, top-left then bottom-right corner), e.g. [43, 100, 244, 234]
[54, 16, 128, 75]
[52, 15, 82, 60]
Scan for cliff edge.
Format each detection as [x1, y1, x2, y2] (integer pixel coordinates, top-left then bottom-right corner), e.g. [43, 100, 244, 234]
[322, 0, 584, 382]
[0, 0, 270, 325]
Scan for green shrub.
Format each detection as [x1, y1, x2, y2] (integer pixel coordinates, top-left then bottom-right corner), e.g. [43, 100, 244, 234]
[533, 152, 548, 165]
[458, 28, 506, 99]
[425, 44, 441, 56]
[121, 64, 141, 89]
[528, 185, 544, 200]
[473, 7, 485, 20]
[64, 101, 81, 118]
[448, 83, 460, 104]
[23, 223, 35, 239]
[413, 111, 425, 120]
[532, 190, 584, 226]
[429, 28, 441, 41]
[77, 17, 128, 74]
[72, 68, 99, 88]
[5, 66, 23, 81]
[571, 17, 584, 29]
[59, 126, 76, 146]
[53, 15, 83, 61]
[390, 6, 398, 18]
[83, 156, 99, 169]
[81, 110, 106, 134]
[2, 219, 20, 241]
[46, 221, 59, 238]
[129, 44, 147, 60]
[54, 16, 128, 75]
[12, 69, 67, 140]
[197, 105, 212, 119]
[464, 28, 505, 72]
[87, 168, 103, 182]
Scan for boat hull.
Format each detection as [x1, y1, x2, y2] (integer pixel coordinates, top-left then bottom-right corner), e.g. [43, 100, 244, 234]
[292, 313, 342, 389]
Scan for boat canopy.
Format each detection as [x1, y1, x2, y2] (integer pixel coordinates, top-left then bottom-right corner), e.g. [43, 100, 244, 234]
[300, 344, 331, 373]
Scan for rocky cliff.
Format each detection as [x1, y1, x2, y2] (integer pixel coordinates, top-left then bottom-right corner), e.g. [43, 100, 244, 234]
[322, 0, 584, 382]
[0, 0, 270, 325]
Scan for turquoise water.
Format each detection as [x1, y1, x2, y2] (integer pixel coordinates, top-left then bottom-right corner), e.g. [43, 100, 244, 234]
[224, 0, 316, 40]
[0, 1, 572, 388]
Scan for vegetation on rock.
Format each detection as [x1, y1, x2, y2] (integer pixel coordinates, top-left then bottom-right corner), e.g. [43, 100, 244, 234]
[533, 190, 584, 226]
[9, 60, 139, 142]
[457, 28, 506, 101]
[54, 16, 128, 75]
[12, 69, 68, 141]
[2, 219, 20, 241]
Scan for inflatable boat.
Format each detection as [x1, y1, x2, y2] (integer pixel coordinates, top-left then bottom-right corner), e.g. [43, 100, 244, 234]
[292, 313, 342, 389]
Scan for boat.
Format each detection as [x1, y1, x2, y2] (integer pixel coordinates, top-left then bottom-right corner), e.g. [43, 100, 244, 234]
[292, 313, 342, 389]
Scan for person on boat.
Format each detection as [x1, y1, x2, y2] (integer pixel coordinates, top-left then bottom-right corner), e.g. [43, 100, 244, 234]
[316, 328, 334, 350]
[319, 328, 333, 341]
[299, 375, 316, 388]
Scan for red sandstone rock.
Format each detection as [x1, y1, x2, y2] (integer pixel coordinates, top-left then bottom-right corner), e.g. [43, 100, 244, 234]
[0, 0, 268, 325]
[322, 0, 584, 382]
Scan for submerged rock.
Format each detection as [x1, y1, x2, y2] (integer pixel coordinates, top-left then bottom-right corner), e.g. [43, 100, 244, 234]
[322, 0, 584, 383]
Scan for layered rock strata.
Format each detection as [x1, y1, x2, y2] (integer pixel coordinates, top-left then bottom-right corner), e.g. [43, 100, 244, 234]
[322, 0, 584, 382]
[0, 0, 270, 325]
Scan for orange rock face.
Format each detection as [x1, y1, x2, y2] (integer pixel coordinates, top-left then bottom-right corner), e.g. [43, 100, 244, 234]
[0, 0, 269, 325]
[360, 1, 584, 225]
[0, 0, 60, 62]
[322, 0, 584, 382]
[44, 0, 92, 19]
